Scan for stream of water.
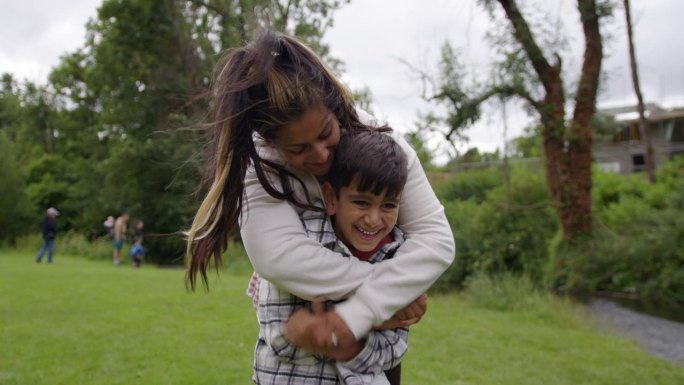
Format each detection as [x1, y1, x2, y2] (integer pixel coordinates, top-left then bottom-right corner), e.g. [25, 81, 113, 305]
[585, 297, 684, 366]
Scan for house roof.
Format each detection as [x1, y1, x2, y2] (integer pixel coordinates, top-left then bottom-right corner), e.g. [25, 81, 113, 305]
[599, 103, 684, 123]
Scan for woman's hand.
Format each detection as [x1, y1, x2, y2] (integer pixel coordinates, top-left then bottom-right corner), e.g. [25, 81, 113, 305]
[374, 294, 427, 330]
[282, 301, 363, 361]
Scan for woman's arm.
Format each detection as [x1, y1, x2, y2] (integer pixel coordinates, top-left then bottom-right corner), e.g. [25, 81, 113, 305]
[242, 132, 454, 339]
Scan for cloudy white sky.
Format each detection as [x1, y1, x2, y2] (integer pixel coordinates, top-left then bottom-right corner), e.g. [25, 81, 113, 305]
[2, 0, 683, 158]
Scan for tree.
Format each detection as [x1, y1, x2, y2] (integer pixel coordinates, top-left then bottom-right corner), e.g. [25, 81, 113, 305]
[422, 0, 610, 241]
[511, 125, 543, 158]
[183, 0, 348, 71]
[623, 0, 655, 182]
[11, 0, 350, 263]
[404, 129, 435, 170]
[0, 120, 33, 242]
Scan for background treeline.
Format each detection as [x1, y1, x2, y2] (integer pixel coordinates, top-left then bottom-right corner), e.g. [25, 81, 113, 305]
[430, 153, 684, 305]
[0, 0, 346, 264]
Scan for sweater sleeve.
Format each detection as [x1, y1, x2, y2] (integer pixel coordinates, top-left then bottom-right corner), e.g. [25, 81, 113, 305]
[241, 132, 455, 339]
[335, 327, 409, 385]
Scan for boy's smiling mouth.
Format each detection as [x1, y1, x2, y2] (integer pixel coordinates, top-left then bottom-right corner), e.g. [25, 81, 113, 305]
[355, 226, 381, 239]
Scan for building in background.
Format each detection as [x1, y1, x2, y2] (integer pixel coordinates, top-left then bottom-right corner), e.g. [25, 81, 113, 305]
[594, 103, 684, 174]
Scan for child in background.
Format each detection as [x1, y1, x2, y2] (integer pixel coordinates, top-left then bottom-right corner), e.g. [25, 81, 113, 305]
[250, 129, 410, 385]
[131, 220, 145, 268]
[103, 216, 115, 238]
[130, 238, 145, 268]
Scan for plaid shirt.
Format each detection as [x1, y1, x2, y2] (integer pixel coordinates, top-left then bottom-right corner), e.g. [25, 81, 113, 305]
[247, 205, 408, 385]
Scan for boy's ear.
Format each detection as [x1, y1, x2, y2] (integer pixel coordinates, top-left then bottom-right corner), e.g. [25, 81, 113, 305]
[322, 182, 337, 216]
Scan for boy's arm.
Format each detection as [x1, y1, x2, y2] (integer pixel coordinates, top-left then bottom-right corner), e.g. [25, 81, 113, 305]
[334, 328, 409, 384]
[256, 279, 322, 364]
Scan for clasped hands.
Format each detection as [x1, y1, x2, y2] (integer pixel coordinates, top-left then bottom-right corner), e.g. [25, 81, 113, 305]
[282, 294, 427, 361]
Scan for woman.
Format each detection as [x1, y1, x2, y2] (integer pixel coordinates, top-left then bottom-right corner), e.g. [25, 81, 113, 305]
[185, 29, 454, 380]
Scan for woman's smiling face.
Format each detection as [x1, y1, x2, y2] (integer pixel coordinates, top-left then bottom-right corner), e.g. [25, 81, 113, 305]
[274, 104, 341, 176]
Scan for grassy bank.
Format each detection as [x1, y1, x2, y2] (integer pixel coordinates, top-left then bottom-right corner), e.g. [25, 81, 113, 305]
[1, 250, 683, 384]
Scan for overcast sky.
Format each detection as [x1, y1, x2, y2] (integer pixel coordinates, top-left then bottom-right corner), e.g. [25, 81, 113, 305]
[2, 0, 683, 158]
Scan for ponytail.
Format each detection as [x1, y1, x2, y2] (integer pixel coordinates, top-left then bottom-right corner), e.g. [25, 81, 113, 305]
[185, 29, 366, 290]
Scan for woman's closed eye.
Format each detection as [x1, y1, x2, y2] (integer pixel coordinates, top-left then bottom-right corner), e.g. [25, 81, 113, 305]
[318, 126, 332, 139]
[286, 145, 307, 155]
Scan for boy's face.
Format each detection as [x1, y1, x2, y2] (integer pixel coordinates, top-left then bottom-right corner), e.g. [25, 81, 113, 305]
[322, 180, 401, 252]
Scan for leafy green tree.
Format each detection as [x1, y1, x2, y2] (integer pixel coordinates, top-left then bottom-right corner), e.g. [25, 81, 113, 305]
[404, 129, 435, 170]
[0, 131, 33, 242]
[183, 0, 349, 70]
[511, 125, 543, 158]
[15, 0, 351, 263]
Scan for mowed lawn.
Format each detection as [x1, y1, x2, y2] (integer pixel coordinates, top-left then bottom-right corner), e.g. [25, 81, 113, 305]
[2, 250, 683, 385]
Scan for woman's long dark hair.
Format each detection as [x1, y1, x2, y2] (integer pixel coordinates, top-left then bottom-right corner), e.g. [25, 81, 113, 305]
[185, 29, 367, 290]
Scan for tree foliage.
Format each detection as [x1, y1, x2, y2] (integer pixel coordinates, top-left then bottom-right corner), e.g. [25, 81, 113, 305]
[0, 0, 349, 262]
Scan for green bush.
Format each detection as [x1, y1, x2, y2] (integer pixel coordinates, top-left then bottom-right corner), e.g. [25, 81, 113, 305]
[435, 166, 557, 290]
[432, 198, 480, 291]
[436, 167, 503, 203]
[549, 161, 684, 304]
[471, 170, 557, 280]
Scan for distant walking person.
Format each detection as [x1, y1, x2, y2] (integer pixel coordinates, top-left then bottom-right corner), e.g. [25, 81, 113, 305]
[112, 212, 129, 266]
[36, 207, 59, 263]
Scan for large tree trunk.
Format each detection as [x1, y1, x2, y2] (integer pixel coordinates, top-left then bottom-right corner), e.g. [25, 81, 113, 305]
[498, 0, 602, 240]
[624, 0, 656, 182]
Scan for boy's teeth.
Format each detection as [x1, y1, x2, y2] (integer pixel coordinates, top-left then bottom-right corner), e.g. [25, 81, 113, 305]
[357, 227, 379, 236]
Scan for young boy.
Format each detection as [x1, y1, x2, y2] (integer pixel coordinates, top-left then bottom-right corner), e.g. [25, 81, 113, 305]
[130, 238, 145, 268]
[249, 129, 410, 385]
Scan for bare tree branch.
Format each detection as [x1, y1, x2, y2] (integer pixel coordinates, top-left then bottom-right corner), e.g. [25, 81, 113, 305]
[497, 0, 554, 91]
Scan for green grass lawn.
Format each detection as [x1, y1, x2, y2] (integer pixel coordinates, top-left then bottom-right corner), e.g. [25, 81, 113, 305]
[2, 250, 683, 385]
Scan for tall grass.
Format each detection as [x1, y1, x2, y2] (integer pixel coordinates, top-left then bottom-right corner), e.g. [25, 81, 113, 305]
[11, 232, 252, 273]
[13, 231, 112, 261]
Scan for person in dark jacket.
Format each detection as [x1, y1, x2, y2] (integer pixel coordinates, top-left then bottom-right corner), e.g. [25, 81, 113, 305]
[36, 207, 59, 263]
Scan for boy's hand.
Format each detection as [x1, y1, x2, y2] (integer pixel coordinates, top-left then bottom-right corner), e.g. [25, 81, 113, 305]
[282, 299, 332, 350]
[375, 294, 428, 330]
[394, 293, 427, 320]
[282, 301, 363, 361]
[373, 315, 421, 330]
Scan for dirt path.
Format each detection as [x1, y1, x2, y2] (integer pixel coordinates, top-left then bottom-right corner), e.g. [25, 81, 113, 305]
[587, 298, 684, 366]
